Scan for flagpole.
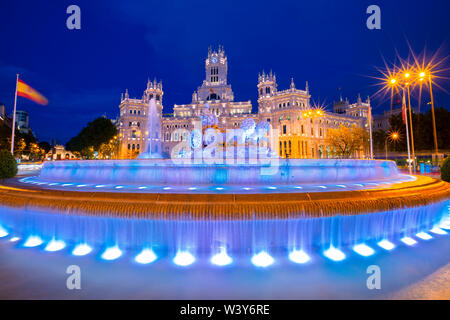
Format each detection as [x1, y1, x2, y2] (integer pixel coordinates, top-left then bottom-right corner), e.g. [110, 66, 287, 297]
[10, 74, 19, 155]
[368, 105, 373, 159]
[407, 85, 416, 173]
[403, 89, 412, 175]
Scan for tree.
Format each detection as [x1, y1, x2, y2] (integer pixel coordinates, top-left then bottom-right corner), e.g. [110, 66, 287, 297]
[0, 120, 11, 151]
[373, 129, 387, 151]
[14, 138, 26, 157]
[386, 107, 450, 152]
[441, 157, 450, 182]
[0, 150, 17, 178]
[38, 141, 51, 154]
[80, 146, 95, 159]
[327, 125, 368, 158]
[66, 117, 118, 154]
[29, 142, 45, 161]
[72, 151, 81, 159]
[98, 142, 112, 159]
[0, 120, 37, 154]
[98, 137, 119, 159]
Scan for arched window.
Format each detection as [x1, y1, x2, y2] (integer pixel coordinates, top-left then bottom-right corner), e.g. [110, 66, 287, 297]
[206, 93, 220, 100]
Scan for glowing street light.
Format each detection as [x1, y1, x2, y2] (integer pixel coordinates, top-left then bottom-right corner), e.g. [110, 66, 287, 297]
[375, 47, 446, 167]
[302, 107, 325, 119]
[385, 131, 400, 160]
[382, 72, 413, 174]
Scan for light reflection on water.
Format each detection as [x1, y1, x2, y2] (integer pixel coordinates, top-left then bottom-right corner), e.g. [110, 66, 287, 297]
[0, 200, 447, 264]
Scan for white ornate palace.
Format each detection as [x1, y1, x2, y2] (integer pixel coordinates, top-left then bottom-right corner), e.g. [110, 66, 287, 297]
[117, 47, 370, 159]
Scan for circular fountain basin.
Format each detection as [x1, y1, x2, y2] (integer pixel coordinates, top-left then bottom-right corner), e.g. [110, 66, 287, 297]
[34, 159, 402, 193]
[0, 159, 448, 268]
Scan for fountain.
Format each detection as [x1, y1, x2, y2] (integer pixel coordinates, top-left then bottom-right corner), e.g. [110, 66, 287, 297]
[137, 98, 163, 159]
[0, 115, 449, 268]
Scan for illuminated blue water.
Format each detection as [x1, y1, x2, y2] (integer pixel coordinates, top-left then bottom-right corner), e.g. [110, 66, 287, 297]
[0, 200, 448, 266]
[33, 159, 403, 193]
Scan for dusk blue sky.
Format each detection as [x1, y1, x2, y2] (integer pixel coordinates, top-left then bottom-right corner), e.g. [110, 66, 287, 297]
[0, 0, 449, 143]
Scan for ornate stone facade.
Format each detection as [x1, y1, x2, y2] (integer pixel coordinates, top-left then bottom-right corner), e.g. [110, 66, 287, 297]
[117, 47, 370, 159]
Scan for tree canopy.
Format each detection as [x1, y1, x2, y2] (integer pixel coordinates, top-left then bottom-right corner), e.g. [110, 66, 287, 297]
[66, 117, 118, 156]
[373, 107, 450, 152]
[0, 120, 45, 160]
[326, 125, 368, 158]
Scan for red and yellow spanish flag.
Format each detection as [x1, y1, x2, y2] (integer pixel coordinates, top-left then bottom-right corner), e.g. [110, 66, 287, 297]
[17, 79, 48, 105]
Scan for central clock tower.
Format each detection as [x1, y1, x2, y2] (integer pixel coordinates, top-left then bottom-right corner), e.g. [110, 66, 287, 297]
[191, 45, 234, 102]
[205, 45, 228, 87]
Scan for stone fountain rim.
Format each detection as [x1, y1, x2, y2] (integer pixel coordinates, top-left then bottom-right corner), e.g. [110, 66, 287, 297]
[0, 175, 448, 220]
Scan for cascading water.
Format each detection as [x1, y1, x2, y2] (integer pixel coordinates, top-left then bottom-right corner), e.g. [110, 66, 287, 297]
[0, 110, 449, 266]
[0, 200, 448, 263]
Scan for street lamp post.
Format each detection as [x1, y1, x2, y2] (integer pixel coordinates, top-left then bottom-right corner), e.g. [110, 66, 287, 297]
[379, 53, 443, 171]
[404, 71, 416, 173]
[427, 73, 439, 158]
[387, 76, 412, 174]
[406, 85, 417, 173]
[385, 136, 389, 160]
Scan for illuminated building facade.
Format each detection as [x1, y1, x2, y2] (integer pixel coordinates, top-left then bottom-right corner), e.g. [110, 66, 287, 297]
[117, 47, 369, 159]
